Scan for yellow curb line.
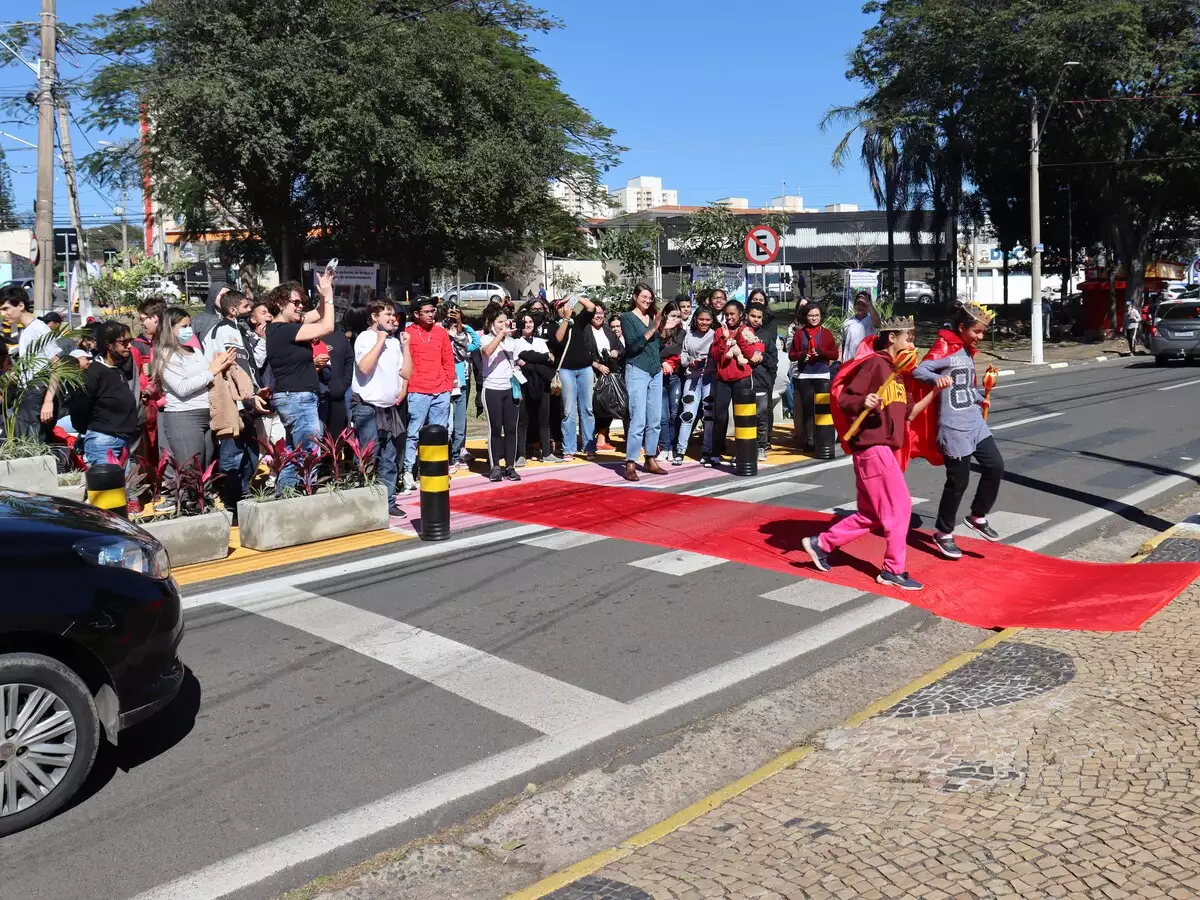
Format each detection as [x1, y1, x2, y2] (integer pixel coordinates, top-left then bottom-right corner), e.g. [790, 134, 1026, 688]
[1133, 519, 1198, 560]
[506, 626, 1023, 899]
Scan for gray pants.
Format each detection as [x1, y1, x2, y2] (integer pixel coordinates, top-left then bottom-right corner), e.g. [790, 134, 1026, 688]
[160, 408, 213, 475]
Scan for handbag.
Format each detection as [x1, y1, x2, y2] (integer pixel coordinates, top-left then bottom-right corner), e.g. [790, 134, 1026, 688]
[550, 324, 570, 397]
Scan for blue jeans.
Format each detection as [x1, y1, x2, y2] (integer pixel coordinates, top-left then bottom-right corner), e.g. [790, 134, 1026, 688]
[404, 391, 451, 471]
[625, 366, 663, 462]
[273, 391, 321, 493]
[218, 432, 260, 508]
[82, 431, 132, 471]
[676, 372, 713, 455]
[351, 402, 404, 505]
[449, 386, 468, 461]
[784, 377, 794, 416]
[559, 367, 595, 455]
[659, 371, 683, 456]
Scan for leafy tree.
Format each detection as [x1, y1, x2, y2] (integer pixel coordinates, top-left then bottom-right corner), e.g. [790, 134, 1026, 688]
[0, 148, 17, 230]
[678, 203, 746, 266]
[12, 0, 620, 284]
[599, 220, 662, 283]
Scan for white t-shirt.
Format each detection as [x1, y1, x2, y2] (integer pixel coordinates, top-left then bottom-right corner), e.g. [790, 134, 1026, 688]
[352, 330, 405, 407]
[1125, 306, 1142, 328]
[17, 318, 59, 386]
[480, 336, 517, 390]
[841, 315, 877, 362]
[591, 325, 611, 356]
[513, 335, 550, 359]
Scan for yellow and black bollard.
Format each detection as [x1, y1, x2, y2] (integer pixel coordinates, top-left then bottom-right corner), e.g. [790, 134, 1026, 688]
[418, 424, 450, 541]
[733, 386, 758, 477]
[813, 379, 836, 460]
[86, 463, 128, 518]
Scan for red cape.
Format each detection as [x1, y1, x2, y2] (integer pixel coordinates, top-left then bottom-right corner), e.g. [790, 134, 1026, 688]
[909, 329, 976, 468]
[830, 341, 914, 471]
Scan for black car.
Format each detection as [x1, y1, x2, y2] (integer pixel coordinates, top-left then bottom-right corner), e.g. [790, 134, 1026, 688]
[0, 490, 184, 836]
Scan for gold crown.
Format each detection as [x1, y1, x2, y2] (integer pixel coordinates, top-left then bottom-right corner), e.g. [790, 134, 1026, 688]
[881, 315, 915, 331]
[962, 301, 996, 325]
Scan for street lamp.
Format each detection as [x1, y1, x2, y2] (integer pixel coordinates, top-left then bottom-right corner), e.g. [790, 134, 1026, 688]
[1030, 60, 1080, 364]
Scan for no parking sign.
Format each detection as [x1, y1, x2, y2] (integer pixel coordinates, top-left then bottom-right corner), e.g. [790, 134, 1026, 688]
[743, 225, 780, 266]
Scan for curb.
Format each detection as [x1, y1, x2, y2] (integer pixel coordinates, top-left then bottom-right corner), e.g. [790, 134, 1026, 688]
[507, 515, 1200, 899]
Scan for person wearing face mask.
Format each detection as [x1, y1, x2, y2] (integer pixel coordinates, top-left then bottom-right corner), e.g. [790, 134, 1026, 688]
[513, 312, 556, 463]
[69, 321, 144, 477]
[657, 300, 685, 460]
[675, 306, 716, 465]
[153, 307, 237, 510]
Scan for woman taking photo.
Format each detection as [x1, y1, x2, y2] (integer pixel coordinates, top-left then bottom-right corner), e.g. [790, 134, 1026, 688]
[788, 304, 838, 453]
[479, 305, 522, 482]
[673, 306, 716, 464]
[514, 312, 555, 463]
[657, 300, 685, 460]
[618, 283, 666, 481]
[153, 307, 236, 508]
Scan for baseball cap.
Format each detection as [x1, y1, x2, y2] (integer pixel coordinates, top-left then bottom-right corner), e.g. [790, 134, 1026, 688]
[69, 349, 90, 360]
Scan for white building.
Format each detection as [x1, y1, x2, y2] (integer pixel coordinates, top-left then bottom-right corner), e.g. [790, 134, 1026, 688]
[550, 178, 615, 219]
[611, 176, 679, 214]
[767, 195, 814, 212]
[714, 197, 750, 209]
[824, 203, 860, 213]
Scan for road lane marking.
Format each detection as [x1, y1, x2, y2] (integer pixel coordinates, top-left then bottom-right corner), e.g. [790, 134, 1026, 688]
[521, 532, 609, 550]
[722, 482, 818, 503]
[218, 589, 626, 736]
[760, 581, 868, 612]
[1158, 378, 1200, 392]
[997, 369, 1017, 376]
[955, 512, 1049, 541]
[1048, 362, 1069, 369]
[996, 380, 1036, 389]
[132, 598, 908, 900]
[629, 550, 728, 576]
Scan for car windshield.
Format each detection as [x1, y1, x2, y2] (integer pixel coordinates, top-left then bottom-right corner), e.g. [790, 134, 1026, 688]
[1160, 304, 1200, 321]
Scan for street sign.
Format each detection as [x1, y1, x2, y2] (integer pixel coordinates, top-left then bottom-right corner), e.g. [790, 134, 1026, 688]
[54, 229, 80, 259]
[743, 225, 780, 265]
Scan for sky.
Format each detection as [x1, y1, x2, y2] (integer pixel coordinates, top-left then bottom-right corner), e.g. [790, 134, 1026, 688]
[0, 0, 878, 232]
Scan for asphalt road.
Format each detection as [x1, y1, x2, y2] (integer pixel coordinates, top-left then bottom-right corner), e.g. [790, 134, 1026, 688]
[2, 358, 1199, 900]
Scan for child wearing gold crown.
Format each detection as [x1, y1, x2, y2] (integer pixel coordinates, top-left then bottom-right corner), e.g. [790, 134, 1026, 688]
[912, 301, 1005, 560]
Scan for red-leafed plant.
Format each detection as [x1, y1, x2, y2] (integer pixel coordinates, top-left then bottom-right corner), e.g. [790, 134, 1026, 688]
[257, 437, 296, 485]
[292, 446, 326, 496]
[155, 453, 224, 518]
[339, 427, 379, 487]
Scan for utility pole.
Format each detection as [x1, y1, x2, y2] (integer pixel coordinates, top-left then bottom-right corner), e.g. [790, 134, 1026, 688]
[33, 0, 57, 313]
[56, 99, 88, 320]
[119, 184, 129, 264]
[1029, 99, 1043, 364]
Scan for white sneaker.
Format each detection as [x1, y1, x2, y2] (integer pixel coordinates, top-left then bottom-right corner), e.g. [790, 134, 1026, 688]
[449, 463, 458, 474]
[402, 473, 416, 493]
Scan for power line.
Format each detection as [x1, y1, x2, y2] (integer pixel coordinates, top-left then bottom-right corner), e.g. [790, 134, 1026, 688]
[1040, 155, 1200, 168]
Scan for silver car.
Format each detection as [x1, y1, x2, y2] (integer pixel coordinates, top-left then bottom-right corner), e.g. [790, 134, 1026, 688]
[904, 280, 934, 304]
[1151, 301, 1200, 365]
[443, 282, 510, 307]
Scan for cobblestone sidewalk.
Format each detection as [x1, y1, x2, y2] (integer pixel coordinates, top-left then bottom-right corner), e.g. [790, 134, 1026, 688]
[542, 572, 1200, 898]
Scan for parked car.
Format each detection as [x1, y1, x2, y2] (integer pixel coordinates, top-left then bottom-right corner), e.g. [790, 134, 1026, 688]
[904, 280, 934, 304]
[1150, 301, 1200, 365]
[136, 276, 182, 302]
[0, 490, 184, 836]
[443, 282, 510, 307]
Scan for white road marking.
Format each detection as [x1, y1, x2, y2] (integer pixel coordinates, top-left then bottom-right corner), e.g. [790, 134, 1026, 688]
[228, 590, 626, 736]
[1157, 378, 1200, 392]
[823, 497, 927, 515]
[990, 412, 1064, 431]
[520, 531, 609, 550]
[997, 369, 1017, 376]
[760, 581, 868, 612]
[131, 598, 909, 900]
[1048, 362, 1069, 369]
[956, 512, 1049, 541]
[629, 549, 728, 576]
[996, 380, 1036, 389]
[722, 482, 818, 503]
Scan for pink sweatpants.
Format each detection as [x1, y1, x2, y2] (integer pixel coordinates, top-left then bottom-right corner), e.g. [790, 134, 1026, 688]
[819, 444, 913, 575]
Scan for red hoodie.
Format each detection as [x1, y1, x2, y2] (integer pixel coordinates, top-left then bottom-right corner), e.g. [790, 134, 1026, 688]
[908, 329, 975, 467]
[710, 323, 764, 382]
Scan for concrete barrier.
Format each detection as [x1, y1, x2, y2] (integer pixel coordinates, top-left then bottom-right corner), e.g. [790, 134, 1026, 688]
[236, 486, 388, 552]
[140, 510, 234, 567]
[0, 455, 59, 495]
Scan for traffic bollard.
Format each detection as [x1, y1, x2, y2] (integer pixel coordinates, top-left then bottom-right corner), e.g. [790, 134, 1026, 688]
[86, 463, 128, 519]
[813, 379, 836, 460]
[418, 424, 450, 541]
[733, 387, 758, 477]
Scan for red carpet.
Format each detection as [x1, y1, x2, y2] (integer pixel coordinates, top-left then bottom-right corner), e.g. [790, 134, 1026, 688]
[456, 480, 1200, 632]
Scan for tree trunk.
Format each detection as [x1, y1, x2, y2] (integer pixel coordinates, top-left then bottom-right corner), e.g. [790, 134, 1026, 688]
[885, 186, 896, 301]
[1105, 247, 1118, 337]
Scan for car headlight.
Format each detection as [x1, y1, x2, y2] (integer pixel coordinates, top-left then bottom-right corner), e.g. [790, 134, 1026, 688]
[74, 536, 172, 580]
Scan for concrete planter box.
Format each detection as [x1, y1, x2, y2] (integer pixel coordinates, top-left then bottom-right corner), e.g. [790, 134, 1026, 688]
[50, 475, 86, 503]
[140, 510, 233, 567]
[236, 486, 388, 552]
[0, 455, 59, 495]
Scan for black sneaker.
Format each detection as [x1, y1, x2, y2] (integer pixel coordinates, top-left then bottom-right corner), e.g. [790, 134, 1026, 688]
[964, 516, 1001, 542]
[801, 535, 831, 572]
[488, 466, 503, 482]
[388, 504, 407, 519]
[503, 467, 521, 482]
[877, 571, 924, 591]
[932, 533, 963, 560]
[700, 455, 714, 468]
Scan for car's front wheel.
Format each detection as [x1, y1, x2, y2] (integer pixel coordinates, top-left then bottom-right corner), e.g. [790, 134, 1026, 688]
[0, 654, 100, 837]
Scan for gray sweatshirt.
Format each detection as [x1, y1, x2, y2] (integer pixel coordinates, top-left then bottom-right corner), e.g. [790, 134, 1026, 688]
[913, 349, 991, 459]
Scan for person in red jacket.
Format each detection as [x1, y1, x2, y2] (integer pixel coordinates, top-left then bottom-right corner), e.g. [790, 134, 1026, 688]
[401, 296, 457, 492]
[788, 304, 839, 452]
[802, 316, 947, 591]
[707, 299, 764, 464]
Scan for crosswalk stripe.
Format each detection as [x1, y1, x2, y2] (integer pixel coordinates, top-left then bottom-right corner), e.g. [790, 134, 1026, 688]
[629, 550, 728, 576]
[956, 512, 1049, 541]
[520, 531, 609, 550]
[760, 581, 868, 612]
[226, 589, 627, 736]
[822, 497, 928, 515]
[722, 482, 818, 503]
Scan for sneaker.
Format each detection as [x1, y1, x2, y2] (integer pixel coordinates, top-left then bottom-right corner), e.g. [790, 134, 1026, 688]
[515, 456, 526, 468]
[488, 466, 503, 482]
[801, 535, 831, 572]
[459, 451, 473, 465]
[503, 467, 521, 482]
[401, 473, 416, 493]
[449, 462, 459, 475]
[545, 453, 564, 464]
[757, 448, 767, 461]
[877, 571, 924, 591]
[388, 503, 408, 519]
[671, 453, 684, 466]
[964, 516, 1001, 542]
[700, 455, 714, 468]
[561, 453, 575, 462]
[596, 439, 616, 452]
[932, 533, 964, 560]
